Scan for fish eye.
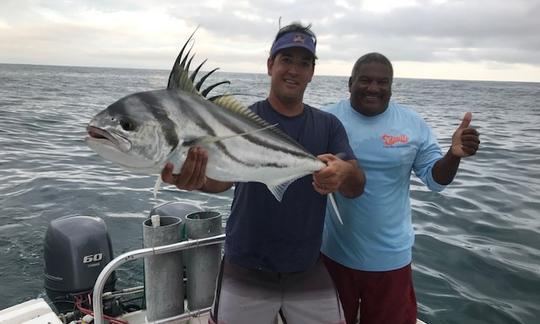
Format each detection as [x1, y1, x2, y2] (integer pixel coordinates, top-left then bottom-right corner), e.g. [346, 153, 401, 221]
[120, 119, 136, 131]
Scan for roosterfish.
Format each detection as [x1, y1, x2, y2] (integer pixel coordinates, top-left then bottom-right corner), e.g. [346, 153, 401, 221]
[85, 31, 344, 224]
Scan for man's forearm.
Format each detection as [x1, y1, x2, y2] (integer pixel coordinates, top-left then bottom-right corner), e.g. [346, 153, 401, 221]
[338, 160, 366, 198]
[432, 149, 461, 185]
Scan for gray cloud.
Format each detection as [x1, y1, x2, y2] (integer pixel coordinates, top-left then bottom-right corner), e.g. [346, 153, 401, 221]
[319, 0, 540, 64]
[0, 0, 539, 80]
[167, 0, 540, 66]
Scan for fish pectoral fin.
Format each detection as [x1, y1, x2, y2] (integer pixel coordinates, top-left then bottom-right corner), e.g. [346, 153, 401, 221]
[152, 175, 163, 200]
[183, 123, 279, 147]
[182, 136, 217, 147]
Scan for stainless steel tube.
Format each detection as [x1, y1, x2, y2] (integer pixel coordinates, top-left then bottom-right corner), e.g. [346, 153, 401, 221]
[143, 216, 184, 321]
[92, 234, 226, 324]
[185, 211, 223, 310]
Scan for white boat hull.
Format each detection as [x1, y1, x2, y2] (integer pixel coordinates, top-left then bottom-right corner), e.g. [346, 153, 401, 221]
[0, 298, 62, 324]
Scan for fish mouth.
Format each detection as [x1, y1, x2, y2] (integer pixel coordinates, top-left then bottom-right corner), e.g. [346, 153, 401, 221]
[87, 126, 110, 139]
[86, 125, 131, 151]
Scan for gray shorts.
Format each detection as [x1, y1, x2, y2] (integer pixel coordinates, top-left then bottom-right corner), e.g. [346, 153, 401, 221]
[210, 257, 345, 324]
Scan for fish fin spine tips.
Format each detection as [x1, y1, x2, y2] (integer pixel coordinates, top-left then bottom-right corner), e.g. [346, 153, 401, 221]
[168, 32, 271, 133]
[168, 30, 232, 100]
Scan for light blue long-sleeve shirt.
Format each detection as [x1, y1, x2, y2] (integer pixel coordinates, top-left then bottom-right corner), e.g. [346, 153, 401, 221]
[322, 100, 446, 271]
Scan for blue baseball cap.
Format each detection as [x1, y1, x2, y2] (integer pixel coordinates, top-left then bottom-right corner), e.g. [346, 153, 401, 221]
[270, 31, 316, 57]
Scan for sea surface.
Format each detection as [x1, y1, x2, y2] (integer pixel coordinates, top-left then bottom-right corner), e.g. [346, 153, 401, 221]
[0, 63, 539, 324]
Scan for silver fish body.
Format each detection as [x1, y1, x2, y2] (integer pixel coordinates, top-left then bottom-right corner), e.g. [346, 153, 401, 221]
[86, 88, 325, 201]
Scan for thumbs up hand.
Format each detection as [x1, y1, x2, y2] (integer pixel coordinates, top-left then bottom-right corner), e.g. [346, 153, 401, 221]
[451, 112, 480, 157]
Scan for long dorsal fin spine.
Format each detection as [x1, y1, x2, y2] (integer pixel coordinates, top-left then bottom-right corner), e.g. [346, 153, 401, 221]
[195, 67, 219, 91]
[167, 29, 197, 89]
[180, 45, 194, 70]
[186, 54, 195, 75]
[167, 30, 234, 104]
[190, 59, 208, 83]
[202, 81, 231, 97]
[208, 94, 224, 102]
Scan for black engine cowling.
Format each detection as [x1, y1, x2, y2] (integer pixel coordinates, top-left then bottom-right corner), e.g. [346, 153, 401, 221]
[44, 215, 116, 313]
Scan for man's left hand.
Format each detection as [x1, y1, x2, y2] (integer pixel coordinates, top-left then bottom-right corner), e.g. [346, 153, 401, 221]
[312, 154, 350, 195]
[451, 112, 480, 157]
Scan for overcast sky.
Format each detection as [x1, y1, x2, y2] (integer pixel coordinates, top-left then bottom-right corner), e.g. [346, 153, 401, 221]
[1, 0, 539, 82]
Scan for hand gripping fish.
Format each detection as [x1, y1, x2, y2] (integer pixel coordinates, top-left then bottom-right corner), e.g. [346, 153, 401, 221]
[85, 31, 344, 224]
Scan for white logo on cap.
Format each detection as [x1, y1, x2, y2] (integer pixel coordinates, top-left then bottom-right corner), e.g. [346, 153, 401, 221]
[293, 34, 305, 43]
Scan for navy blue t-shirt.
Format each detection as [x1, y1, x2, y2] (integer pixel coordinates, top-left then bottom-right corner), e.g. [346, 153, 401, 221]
[224, 100, 355, 273]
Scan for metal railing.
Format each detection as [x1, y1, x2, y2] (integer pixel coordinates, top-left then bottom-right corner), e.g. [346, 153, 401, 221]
[92, 234, 226, 324]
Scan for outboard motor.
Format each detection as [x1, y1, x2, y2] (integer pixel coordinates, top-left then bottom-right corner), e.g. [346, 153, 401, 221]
[44, 216, 116, 314]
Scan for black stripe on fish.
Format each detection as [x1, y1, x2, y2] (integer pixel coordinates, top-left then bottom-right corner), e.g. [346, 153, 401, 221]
[174, 93, 255, 167]
[174, 93, 303, 169]
[215, 114, 315, 161]
[209, 119, 314, 169]
[135, 92, 179, 150]
[209, 96, 315, 160]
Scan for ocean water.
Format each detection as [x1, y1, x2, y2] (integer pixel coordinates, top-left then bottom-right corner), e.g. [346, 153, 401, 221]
[0, 63, 539, 324]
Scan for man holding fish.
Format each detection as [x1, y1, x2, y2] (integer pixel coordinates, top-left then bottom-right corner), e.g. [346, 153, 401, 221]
[162, 22, 365, 324]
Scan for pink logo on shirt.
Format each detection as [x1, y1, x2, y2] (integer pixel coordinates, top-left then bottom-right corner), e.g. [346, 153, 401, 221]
[382, 134, 409, 146]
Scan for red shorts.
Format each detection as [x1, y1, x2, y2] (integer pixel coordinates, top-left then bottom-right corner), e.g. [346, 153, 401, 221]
[322, 254, 417, 324]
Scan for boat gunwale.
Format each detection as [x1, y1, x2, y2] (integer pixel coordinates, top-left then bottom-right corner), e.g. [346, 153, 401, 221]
[92, 233, 226, 324]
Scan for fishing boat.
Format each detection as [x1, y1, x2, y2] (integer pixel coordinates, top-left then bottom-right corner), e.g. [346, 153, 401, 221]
[0, 201, 428, 324]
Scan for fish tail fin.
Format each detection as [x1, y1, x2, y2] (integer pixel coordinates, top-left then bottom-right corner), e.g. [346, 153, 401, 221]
[328, 193, 344, 225]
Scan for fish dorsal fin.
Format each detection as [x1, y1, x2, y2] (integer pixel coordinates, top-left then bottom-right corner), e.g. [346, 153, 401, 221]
[167, 29, 231, 99]
[202, 80, 230, 97]
[211, 95, 312, 152]
[167, 30, 312, 156]
[167, 30, 199, 94]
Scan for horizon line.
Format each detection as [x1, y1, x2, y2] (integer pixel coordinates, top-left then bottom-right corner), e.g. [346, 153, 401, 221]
[1, 62, 538, 85]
